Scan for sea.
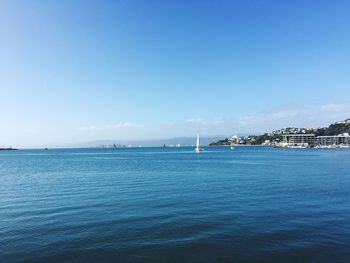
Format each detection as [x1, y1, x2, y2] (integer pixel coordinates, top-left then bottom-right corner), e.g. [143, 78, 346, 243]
[1, 147, 350, 262]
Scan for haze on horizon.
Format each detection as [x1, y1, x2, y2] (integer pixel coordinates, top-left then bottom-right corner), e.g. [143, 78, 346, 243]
[1, 0, 350, 147]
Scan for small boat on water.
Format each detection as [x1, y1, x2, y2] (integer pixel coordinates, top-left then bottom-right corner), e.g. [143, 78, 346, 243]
[230, 146, 234, 150]
[195, 132, 203, 152]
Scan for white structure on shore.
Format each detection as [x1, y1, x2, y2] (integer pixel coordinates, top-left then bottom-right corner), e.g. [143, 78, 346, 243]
[278, 134, 315, 148]
[229, 135, 239, 145]
[275, 133, 350, 148]
[315, 133, 350, 148]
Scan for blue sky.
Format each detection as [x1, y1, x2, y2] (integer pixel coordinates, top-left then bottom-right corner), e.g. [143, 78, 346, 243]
[1, 0, 350, 147]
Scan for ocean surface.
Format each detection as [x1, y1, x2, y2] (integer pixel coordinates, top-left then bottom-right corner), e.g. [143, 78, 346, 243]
[1, 147, 350, 262]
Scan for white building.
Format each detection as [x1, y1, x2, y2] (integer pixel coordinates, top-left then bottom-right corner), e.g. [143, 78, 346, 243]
[316, 133, 350, 147]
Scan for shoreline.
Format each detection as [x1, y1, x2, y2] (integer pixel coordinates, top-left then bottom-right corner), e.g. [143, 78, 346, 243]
[209, 144, 268, 147]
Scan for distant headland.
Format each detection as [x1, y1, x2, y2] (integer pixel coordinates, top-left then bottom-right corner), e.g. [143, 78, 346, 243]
[0, 147, 18, 151]
[210, 119, 350, 148]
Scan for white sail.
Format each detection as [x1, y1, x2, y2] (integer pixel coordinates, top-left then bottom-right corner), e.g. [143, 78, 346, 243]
[196, 132, 200, 148]
[195, 132, 203, 152]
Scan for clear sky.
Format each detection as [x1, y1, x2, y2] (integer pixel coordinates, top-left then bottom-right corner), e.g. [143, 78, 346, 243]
[1, 0, 350, 147]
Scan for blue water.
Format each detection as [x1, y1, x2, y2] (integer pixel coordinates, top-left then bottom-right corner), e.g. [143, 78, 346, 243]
[1, 147, 350, 262]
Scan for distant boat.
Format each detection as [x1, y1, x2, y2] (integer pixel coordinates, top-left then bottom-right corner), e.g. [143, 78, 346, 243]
[230, 146, 234, 150]
[195, 132, 203, 152]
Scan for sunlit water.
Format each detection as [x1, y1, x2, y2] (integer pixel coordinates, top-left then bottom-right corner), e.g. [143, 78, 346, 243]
[1, 147, 350, 262]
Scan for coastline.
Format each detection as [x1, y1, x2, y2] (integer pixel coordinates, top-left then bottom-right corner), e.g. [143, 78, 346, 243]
[0, 148, 18, 151]
[209, 144, 269, 147]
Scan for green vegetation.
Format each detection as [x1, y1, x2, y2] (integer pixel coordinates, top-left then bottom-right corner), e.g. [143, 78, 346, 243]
[318, 120, 350, 136]
[209, 138, 230, 146]
[251, 134, 282, 145]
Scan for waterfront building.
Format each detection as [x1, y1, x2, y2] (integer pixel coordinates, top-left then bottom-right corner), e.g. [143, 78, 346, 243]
[276, 133, 350, 148]
[262, 140, 271, 146]
[229, 135, 239, 145]
[315, 133, 350, 147]
[282, 134, 316, 147]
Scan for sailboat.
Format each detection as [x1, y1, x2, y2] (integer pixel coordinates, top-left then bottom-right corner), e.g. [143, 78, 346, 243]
[195, 132, 203, 152]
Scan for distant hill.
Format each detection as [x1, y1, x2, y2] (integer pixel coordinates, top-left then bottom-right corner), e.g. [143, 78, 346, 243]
[318, 119, 350, 136]
[210, 118, 350, 146]
[67, 136, 225, 148]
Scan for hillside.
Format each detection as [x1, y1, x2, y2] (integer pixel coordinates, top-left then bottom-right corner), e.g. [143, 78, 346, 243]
[210, 118, 350, 146]
[319, 119, 350, 136]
